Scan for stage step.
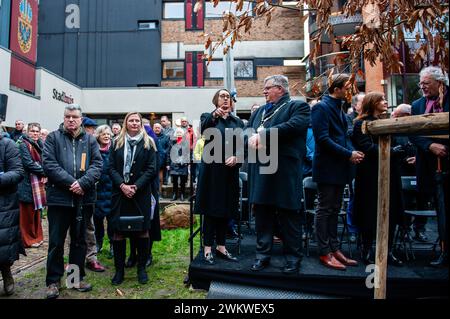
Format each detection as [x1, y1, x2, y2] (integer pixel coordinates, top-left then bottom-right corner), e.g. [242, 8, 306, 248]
[207, 281, 339, 299]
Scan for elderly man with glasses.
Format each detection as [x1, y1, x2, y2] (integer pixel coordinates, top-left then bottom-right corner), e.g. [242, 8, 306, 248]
[246, 75, 310, 274]
[43, 104, 103, 298]
[409, 66, 449, 267]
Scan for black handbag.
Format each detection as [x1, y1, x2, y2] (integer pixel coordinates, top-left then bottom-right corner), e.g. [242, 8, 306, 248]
[118, 198, 145, 232]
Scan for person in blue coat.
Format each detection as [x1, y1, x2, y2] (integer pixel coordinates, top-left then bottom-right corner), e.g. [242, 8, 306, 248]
[311, 74, 364, 270]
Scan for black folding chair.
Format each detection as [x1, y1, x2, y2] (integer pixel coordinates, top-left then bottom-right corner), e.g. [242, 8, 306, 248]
[394, 176, 437, 260]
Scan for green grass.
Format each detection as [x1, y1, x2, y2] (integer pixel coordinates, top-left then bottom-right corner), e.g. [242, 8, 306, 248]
[16, 224, 207, 299]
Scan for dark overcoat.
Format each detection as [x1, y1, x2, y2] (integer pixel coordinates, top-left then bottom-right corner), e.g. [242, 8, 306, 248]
[195, 112, 244, 218]
[109, 138, 157, 232]
[409, 89, 449, 193]
[352, 116, 404, 233]
[17, 136, 46, 203]
[43, 125, 103, 206]
[95, 147, 113, 218]
[0, 136, 25, 265]
[246, 93, 310, 210]
[311, 95, 354, 185]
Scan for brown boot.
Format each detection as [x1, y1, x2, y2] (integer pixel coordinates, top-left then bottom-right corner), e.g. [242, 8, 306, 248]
[1, 265, 14, 296]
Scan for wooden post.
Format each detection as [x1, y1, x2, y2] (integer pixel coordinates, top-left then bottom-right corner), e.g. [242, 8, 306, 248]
[374, 135, 391, 299]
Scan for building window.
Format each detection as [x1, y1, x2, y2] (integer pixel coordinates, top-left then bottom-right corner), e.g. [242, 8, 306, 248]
[162, 61, 185, 79]
[163, 2, 185, 19]
[185, 51, 204, 86]
[138, 21, 159, 30]
[206, 60, 255, 79]
[185, 0, 204, 30]
[205, 1, 253, 18]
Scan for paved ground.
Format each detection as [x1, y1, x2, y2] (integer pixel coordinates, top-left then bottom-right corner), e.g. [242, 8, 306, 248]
[10, 217, 50, 277]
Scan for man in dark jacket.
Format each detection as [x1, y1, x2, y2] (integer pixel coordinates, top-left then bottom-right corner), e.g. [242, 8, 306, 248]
[409, 66, 449, 267]
[11, 120, 25, 142]
[0, 135, 24, 296]
[247, 75, 310, 274]
[311, 74, 364, 270]
[43, 104, 102, 299]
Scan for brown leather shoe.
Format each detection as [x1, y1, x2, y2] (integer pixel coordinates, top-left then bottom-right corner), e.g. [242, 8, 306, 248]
[319, 253, 346, 270]
[332, 250, 358, 266]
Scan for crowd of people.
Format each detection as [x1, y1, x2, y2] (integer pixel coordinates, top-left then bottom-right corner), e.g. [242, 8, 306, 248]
[0, 66, 448, 298]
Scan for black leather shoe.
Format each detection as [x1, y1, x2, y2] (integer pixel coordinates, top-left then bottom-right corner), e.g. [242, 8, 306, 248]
[282, 261, 300, 274]
[414, 231, 428, 242]
[250, 259, 270, 271]
[430, 252, 448, 267]
[137, 268, 148, 284]
[171, 193, 177, 201]
[203, 252, 215, 265]
[215, 249, 238, 262]
[180, 194, 185, 201]
[388, 253, 403, 267]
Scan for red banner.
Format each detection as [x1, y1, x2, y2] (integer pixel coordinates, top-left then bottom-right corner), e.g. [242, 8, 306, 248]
[9, 0, 38, 63]
[10, 56, 36, 93]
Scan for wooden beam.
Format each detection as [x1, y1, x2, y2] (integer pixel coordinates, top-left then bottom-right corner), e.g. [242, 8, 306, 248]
[362, 112, 449, 136]
[374, 135, 391, 299]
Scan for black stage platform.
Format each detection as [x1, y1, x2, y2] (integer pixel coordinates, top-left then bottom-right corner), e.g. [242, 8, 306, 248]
[188, 224, 448, 298]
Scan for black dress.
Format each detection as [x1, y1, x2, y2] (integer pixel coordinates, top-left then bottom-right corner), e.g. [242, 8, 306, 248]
[352, 116, 404, 248]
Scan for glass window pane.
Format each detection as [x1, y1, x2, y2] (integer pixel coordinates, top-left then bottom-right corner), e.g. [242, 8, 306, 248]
[163, 3, 185, 19]
[205, 1, 253, 18]
[234, 60, 253, 78]
[163, 61, 184, 79]
[206, 61, 223, 78]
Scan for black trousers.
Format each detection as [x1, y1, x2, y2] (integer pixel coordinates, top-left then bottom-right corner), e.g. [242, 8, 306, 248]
[46, 205, 90, 286]
[203, 215, 227, 247]
[254, 204, 303, 263]
[315, 183, 344, 256]
[172, 175, 187, 195]
[93, 214, 113, 248]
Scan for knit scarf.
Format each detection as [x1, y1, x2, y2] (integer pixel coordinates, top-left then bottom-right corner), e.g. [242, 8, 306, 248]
[25, 139, 46, 210]
[123, 132, 143, 183]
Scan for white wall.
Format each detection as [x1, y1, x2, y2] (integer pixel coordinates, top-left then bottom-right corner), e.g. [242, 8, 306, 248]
[35, 68, 83, 130]
[82, 86, 221, 129]
[162, 40, 304, 60]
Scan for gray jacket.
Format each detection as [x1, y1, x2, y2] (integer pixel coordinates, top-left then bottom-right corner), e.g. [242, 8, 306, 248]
[43, 124, 102, 206]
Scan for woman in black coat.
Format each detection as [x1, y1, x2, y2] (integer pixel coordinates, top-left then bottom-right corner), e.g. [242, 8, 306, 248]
[109, 112, 157, 285]
[93, 125, 113, 257]
[352, 92, 404, 266]
[195, 89, 244, 264]
[0, 134, 24, 295]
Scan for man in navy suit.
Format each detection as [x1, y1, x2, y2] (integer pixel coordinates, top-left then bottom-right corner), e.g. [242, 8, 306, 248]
[311, 74, 364, 270]
[410, 66, 449, 267]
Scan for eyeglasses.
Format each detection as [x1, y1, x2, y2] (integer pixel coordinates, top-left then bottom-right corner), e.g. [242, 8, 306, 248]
[418, 81, 432, 88]
[219, 94, 230, 99]
[263, 85, 280, 91]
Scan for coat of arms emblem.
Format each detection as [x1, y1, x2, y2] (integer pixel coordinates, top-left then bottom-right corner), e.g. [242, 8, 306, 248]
[18, 0, 33, 54]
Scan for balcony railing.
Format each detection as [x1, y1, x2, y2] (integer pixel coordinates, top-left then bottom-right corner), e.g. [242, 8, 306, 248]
[309, 13, 363, 36]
